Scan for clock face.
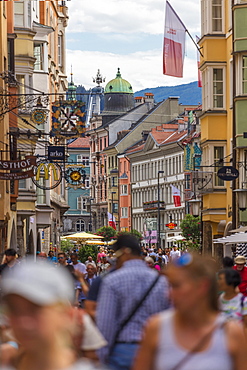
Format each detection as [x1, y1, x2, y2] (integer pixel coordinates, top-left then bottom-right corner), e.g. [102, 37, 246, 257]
[70, 171, 81, 182]
[31, 109, 47, 125]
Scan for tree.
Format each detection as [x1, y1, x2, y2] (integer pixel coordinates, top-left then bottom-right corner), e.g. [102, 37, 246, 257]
[95, 226, 116, 242]
[78, 245, 98, 264]
[180, 214, 201, 251]
[60, 239, 74, 253]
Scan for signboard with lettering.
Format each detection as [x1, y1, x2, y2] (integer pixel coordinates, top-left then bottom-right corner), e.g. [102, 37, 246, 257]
[217, 166, 239, 181]
[48, 146, 65, 161]
[0, 169, 34, 180]
[0, 157, 36, 170]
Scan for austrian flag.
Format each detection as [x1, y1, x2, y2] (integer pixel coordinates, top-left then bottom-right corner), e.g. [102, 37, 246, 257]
[163, 1, 186, 78]
[107, 212, 116, 230]
[170, 185, 181, 207]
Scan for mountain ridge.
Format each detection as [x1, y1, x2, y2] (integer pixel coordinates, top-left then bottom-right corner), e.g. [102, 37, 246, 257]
[135, 81, 202, 106]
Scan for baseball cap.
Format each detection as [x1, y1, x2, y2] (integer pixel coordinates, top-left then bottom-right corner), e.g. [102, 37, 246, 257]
[1, 259, 74, 306]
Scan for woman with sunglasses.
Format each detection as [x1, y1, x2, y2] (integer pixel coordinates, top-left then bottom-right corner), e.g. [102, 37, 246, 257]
[133, 253, 247, 370]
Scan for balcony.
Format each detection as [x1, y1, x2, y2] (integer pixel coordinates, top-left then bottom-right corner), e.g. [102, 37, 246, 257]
[143, 201, 165, 212]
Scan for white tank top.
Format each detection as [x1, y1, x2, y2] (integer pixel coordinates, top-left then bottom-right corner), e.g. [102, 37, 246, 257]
[155, 310, 233, 370]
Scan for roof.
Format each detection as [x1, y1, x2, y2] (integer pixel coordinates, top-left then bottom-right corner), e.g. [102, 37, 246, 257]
[151, 130, 187, 146]
[125, 141, 145, 154]
[105, 68, 133, 94]
[68, 137, 90, 148]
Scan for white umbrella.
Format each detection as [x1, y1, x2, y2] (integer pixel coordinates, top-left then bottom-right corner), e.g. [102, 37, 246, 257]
[213, 232, 247, 244]
[167, 235, 185, 242]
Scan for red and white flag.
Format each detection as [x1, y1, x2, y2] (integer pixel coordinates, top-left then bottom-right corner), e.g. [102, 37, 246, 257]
[163, 1, 186, 78]
[170, 185, 181, 207]
[196, 35, 202, 87]
[108, 212, 116, 230]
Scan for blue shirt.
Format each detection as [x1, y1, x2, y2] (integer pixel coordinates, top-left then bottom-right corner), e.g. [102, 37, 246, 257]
[96, 259, 170, 362]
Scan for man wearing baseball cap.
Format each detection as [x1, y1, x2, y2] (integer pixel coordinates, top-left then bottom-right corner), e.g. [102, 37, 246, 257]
[234, 255, 247, 296]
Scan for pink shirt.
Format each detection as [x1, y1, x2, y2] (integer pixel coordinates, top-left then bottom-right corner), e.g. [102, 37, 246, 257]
[97, 252, 106, 263]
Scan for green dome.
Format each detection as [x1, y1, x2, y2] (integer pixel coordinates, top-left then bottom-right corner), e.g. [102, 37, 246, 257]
[105, 68, 133, 94]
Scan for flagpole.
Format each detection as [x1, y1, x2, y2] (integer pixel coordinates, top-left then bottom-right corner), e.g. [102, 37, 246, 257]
[166, 1, 203, 57]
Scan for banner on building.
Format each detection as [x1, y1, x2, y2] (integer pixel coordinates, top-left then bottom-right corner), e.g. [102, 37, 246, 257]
[163, 1, 186, 77]
[108, 212, 116, 230]
[170, 185, 181, 207]
[0, 156, 36, 170]
[0, 169, 34, 180]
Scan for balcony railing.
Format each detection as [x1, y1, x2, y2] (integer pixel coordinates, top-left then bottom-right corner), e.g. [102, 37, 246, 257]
[143, 200, 165, 211]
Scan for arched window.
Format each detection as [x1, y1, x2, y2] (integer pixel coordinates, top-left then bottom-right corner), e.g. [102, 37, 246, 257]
[76, 219, 85, 232]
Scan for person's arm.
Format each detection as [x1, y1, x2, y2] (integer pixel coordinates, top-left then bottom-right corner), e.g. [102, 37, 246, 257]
[132, 315, 160, 370]
[84, 300, 97, 321]
[226, 320, 247, 370]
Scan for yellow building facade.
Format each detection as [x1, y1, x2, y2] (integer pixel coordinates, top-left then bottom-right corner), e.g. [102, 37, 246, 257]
[199, 0, 247, 256]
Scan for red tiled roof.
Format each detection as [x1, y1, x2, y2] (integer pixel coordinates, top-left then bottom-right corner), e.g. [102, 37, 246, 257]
[68, 137, 90, 148]
[126, 142, 145, 154]
[152, 130, 187, 145]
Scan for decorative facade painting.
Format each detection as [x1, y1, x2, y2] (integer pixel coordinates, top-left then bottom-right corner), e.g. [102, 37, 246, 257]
[51, 100, 86, 138]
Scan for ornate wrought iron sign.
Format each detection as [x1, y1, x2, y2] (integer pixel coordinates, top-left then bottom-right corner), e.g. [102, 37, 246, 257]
[217, 166, 239, 181]
[31, 109, 47, 125]
[31, 160, 62, 190]
[51, 100, 86, 138]
[64, 166, 87, 189]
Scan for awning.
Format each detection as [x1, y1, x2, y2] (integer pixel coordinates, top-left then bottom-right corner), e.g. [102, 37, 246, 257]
[213, 232, 247, 244]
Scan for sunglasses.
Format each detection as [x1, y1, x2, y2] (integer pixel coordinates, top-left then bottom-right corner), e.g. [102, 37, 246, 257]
[174, 253, 193, 267]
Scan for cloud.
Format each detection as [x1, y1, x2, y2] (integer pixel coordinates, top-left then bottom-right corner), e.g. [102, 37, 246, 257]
[66, 48, 199, 92]
[67, 0, 200, 36]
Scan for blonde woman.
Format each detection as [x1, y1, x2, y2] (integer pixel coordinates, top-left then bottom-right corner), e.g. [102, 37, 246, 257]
[133, 254, 247, 370]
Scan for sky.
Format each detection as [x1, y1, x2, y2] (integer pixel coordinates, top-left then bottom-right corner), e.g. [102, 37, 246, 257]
[66, 0, 201, 92]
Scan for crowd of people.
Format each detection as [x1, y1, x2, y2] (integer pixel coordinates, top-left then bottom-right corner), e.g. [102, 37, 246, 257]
[0, 236, 247, 370]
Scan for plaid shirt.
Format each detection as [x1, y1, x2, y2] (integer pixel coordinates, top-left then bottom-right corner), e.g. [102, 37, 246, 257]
[96, 259, 170, 361]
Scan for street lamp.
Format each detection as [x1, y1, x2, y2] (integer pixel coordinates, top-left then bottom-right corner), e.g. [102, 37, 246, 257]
[234, 187, 247, 211]
[157, 170, 164, 249]
[188, 198, 201, 217]
[86, 198, 94, 232]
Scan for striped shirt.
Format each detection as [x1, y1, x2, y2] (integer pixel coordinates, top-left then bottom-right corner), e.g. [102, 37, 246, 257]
[96, 259, 170, 362]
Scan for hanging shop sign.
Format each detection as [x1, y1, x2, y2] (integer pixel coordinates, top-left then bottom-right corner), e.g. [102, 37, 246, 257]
[64, 166, 87, 189]
[217, 166, 239, 181]
[51, 100, 86, 138]
[0, 169, 34, 180]
[48, 146, 65, 161]
[31, 109, 47, 125]
[166, 222, 177, 230]
[31, 161, 62, 190]
[0, 156, 36, 170]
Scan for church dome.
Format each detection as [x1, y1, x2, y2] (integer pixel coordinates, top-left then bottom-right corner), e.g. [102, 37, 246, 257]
[105, 68, 133, 94]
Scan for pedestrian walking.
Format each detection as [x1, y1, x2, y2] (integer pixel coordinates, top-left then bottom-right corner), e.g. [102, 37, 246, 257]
[133, 253, 247, 370]
[0, 249, 19, 276]
[96, 234, 170, 370]
[233, 255, 247, 296]
[218, 268, 247, 335]
[1, 259, 107, 370]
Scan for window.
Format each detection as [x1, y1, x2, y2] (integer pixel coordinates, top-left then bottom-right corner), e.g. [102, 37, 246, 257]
[243, 56, 247, 94]
[34, 43, 44, 71]
[121, 207, 128, 218]
[14, 1, 24, 27]
[214, 146, 224, 186]
[77, 155, 89, 166]
[76, 219, 85, 232]
[185, 174, 191, 190]
[212, 0, 222, 32]
[77, 197, 86, 210]
[201, 0, 223, 35]
[7, 38, 15, 76]
[58, 33, 63, 67]
[121, 184, 128, 195]
[213, 68, 224, 108]
[111, 176, 117, 187]
[18, 179, 26, 189]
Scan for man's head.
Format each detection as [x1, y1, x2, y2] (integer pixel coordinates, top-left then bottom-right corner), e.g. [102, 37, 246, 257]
[70, 253, 78, 265]
[86, 263, 96, 278]
[87, 256, 93, 262]
[48, 250, 54, 257]
[234, 255, 246, 271]
[4, 249, 17, 264]
[113, 234, 141, 267]
[58, 252, 66, 265]
[37, 252, 47, 260]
